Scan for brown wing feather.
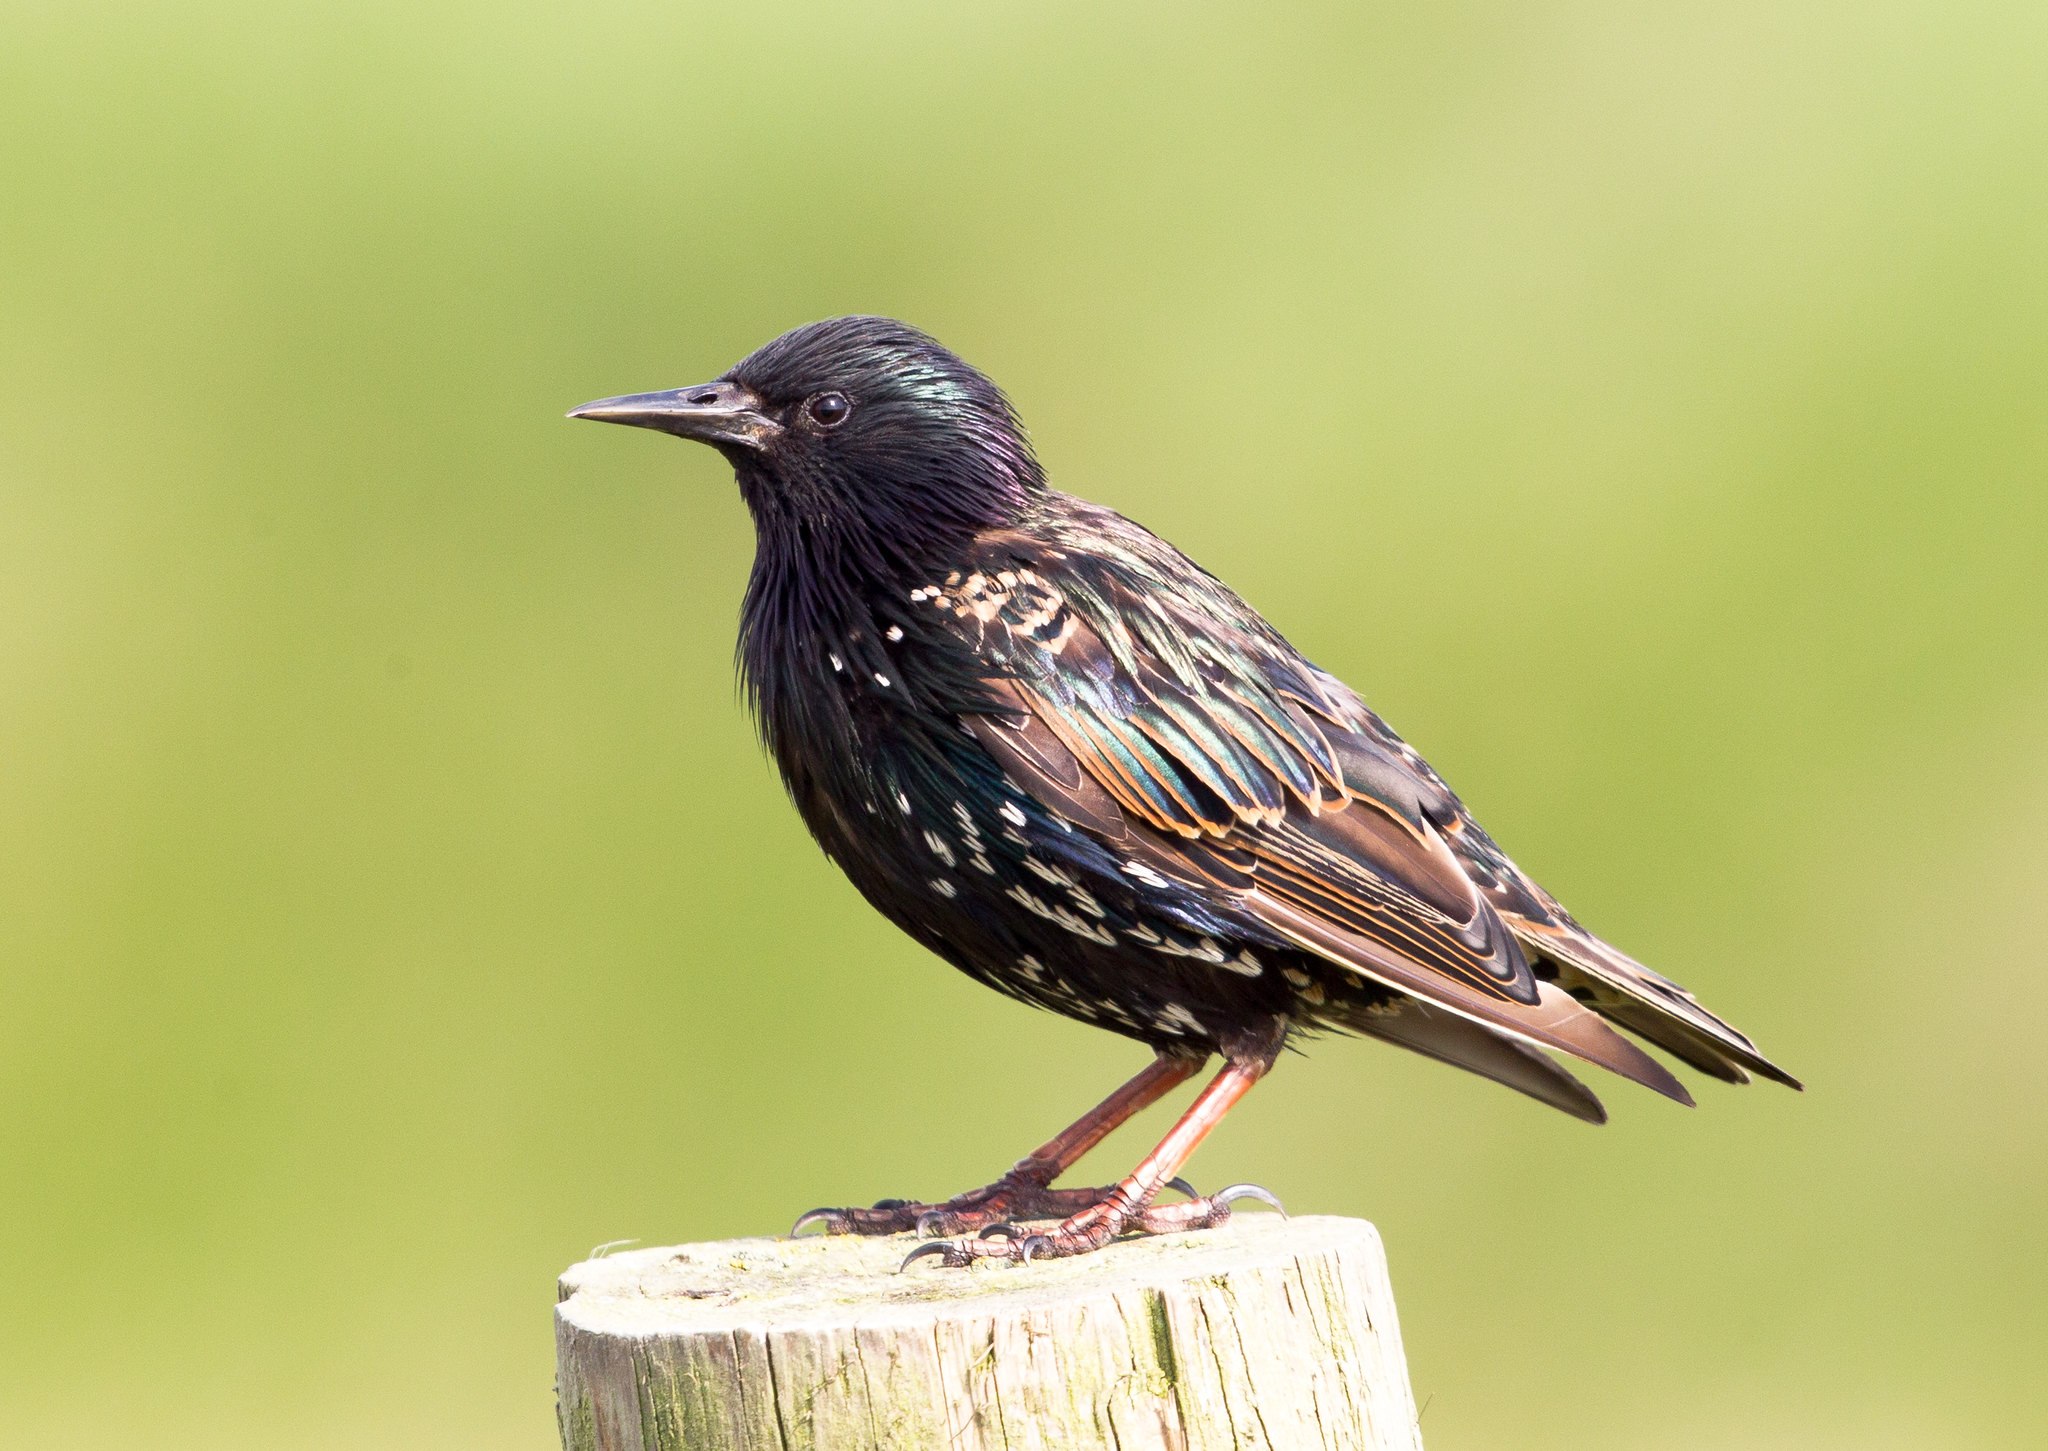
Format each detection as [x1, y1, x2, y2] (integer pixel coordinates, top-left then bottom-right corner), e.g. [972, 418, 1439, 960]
[952, 639, 1694, 1103]
[962, 680, 1129, 842]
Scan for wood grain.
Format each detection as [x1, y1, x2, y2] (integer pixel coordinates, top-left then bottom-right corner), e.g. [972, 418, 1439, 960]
[556, 1215, 1423, 1450]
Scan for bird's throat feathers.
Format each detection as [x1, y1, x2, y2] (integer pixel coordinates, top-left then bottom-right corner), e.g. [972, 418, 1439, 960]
[733, 441, 1036, 772]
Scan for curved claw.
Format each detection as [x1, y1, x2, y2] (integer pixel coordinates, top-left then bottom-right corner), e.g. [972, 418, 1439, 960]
[870, 1197, 911, 1211]
[1213, 1183, 1287, 1217]
[977, 1221, 1023, 1242]
[1164, 1177, 1199, 1201]
[898, 1240, 964, 1273]
[789, 1208, 840, 1238]
[1017, 1234, 1056, 1266]
[914, 1210, 955, 1240]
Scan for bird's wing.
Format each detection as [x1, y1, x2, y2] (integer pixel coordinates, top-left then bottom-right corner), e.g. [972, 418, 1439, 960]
[920, 518, 1697, 1103]
[1307, 667, 1801, 1089]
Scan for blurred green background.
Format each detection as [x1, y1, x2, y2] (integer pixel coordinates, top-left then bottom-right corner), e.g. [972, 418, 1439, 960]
[4, 2, 2044, 1447]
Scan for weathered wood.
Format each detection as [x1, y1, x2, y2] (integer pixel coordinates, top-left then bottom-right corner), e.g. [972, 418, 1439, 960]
[556, 1215, 1423, 1451]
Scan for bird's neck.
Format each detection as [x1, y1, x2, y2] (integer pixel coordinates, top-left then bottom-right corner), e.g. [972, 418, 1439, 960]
[734, 506, 974, 768]
[739, 518, 885, 680]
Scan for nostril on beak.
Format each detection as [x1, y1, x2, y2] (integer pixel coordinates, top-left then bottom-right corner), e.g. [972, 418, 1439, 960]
[689, 390, 720, 405]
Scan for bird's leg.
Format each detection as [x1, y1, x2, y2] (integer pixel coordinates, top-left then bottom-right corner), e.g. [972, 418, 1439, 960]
[790, 1049, 1205, 1239]
[903, 1023, 1287, 1268]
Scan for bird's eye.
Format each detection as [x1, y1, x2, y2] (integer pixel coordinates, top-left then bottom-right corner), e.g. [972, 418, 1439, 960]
[805, 392, 852, 428]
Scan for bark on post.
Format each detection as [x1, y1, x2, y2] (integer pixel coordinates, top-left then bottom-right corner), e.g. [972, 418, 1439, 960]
[555, 1214, 1423, 1451]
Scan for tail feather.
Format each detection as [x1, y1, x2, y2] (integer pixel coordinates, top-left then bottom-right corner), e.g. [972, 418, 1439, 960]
[1256, 893, 1697, 1106]
[1317, 988, 1608, 1123]
[1510, 920, 1803, 1091]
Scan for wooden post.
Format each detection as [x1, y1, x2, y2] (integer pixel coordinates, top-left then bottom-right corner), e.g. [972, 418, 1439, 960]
[555, 1215, 1424, 1451]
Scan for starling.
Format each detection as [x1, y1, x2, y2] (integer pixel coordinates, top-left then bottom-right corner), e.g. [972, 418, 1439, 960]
[570, 317, 1799, 1268]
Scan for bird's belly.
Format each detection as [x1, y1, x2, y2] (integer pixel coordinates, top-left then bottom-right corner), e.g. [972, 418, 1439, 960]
[799, 731, 1297, 1049]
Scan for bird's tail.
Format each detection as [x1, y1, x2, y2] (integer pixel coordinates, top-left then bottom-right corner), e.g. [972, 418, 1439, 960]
[1506, 919, 1803, 1090]
[1312, 983, 1609, 1124]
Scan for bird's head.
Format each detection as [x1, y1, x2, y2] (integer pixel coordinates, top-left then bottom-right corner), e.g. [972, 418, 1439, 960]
[571, 317, 1044, 562]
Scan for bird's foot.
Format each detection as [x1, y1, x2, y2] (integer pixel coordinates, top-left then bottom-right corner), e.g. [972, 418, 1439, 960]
[789, 1162, 1163, 1240]
[898, 1181, 1284, 1269]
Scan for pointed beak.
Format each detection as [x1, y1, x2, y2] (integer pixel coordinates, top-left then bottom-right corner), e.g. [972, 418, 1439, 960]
[566, 380, 778, 449]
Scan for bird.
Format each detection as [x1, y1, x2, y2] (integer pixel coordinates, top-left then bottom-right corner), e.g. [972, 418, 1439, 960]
[570, 316, 1799, 1268]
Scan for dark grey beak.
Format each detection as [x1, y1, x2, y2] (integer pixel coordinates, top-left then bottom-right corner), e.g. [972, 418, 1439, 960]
[567, 380, 778, 449]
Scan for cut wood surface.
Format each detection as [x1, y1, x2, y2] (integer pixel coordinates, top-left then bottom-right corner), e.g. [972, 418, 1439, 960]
[556, 1214, 1423, 1451]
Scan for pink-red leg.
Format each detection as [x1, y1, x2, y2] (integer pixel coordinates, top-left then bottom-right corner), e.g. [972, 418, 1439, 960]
[904, 1021, 1289, 1268]
[791, 1049, 1206, 1239]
